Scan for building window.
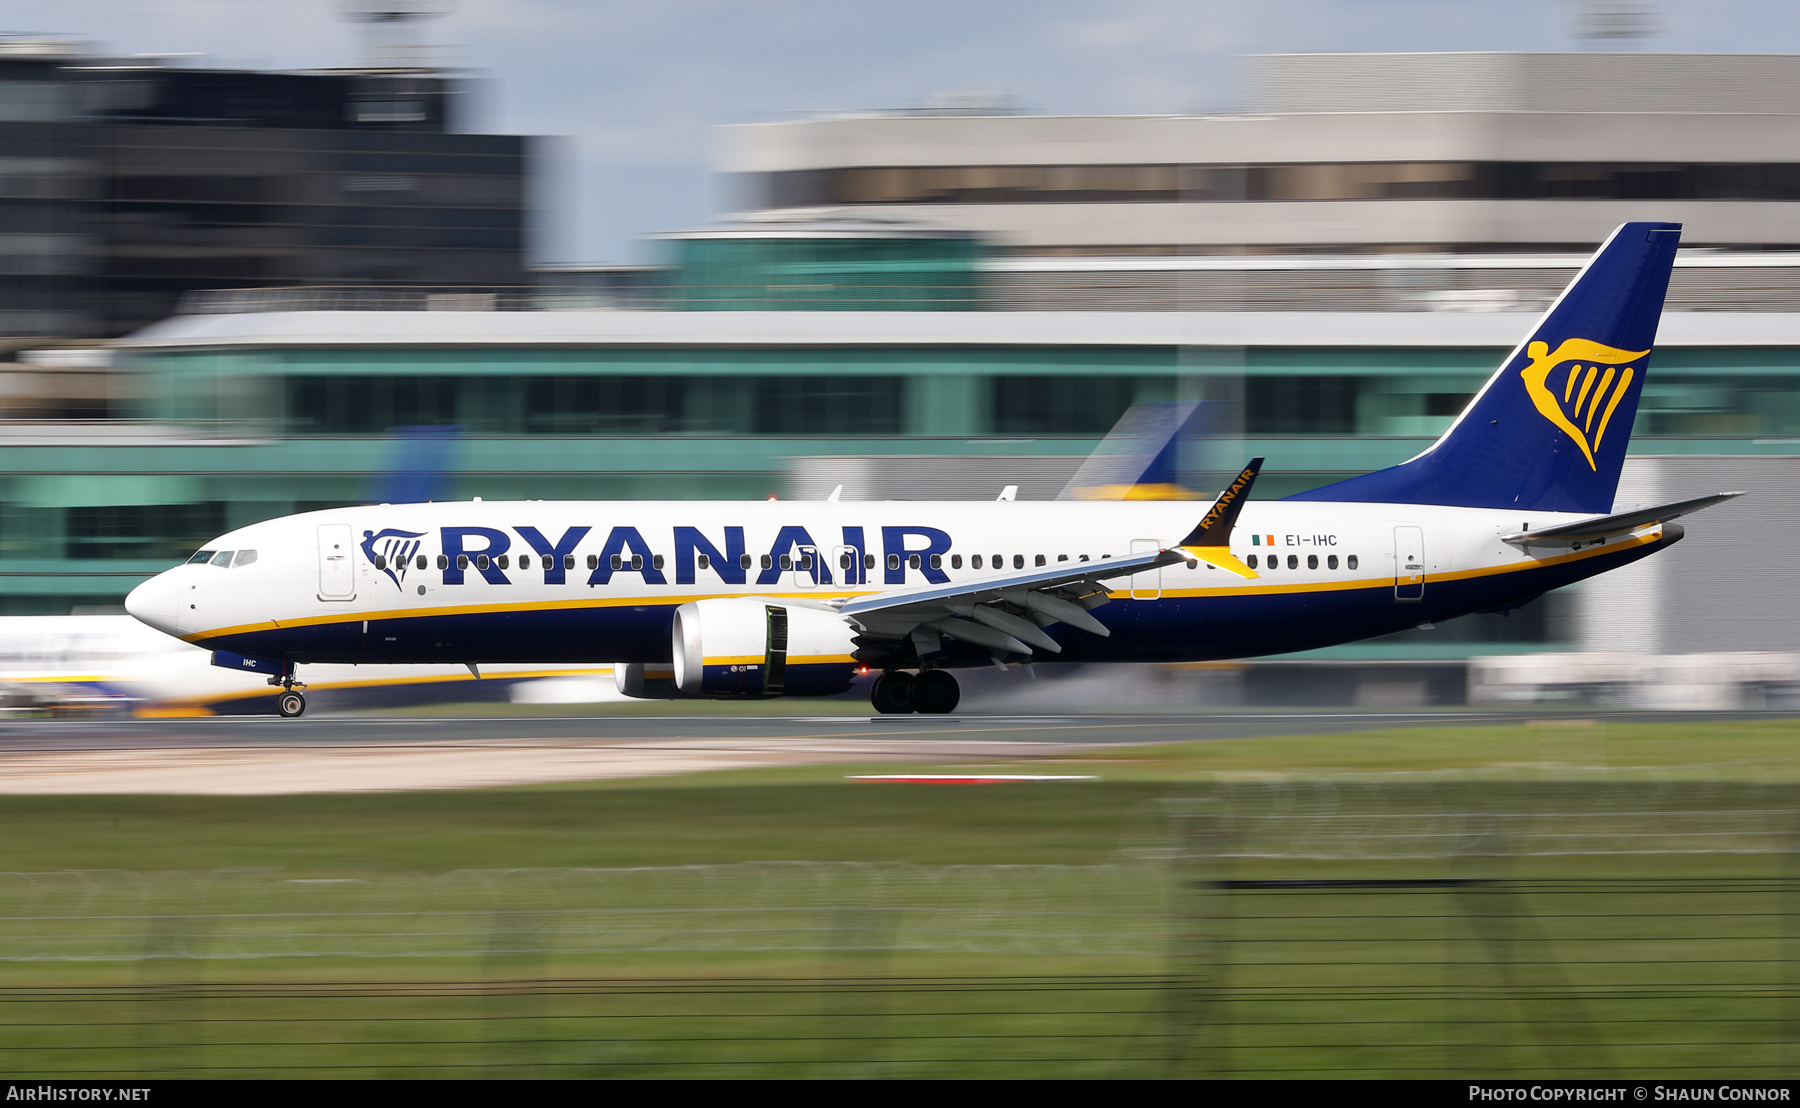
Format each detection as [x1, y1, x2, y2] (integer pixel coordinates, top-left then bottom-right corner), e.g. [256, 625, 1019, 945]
[1246, 377, 1360, 434]
[992, 375, 1139, 435]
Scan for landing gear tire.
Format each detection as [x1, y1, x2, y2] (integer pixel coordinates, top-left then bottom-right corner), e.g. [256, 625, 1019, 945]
[871, 672, 915, 715]
[912, 670, 960, 715]
[277, 691, 306, 718]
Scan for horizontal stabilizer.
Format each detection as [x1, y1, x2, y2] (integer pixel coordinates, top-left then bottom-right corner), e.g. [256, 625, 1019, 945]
[1500, 491, 1743, 548]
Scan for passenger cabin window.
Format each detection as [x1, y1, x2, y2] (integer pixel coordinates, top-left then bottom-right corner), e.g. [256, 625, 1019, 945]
[699, 553, 712, 570]
[1013, 554, 1024, 569]
[929, 554, 941, 569]
[187, 550, 215, 565]
[209, 550, 234, 567]
[887, 554, 900, 570]
[1347, 554, 1359, 570]
[1058, 554, 1068, 562]
[780, 555, 792, 570]
[233, 550, 257, 568]
[1079, 554, 1089, 562]
[1287, 555, 1297, 569]
[563, 554, 574, 570]
[1328, 554, 1338, 570]
[588, 554, 600, 570]
[496, 555, 509, 570]
[741, 554, 753, 569]
[1247, 554, 1258, 569]
[908, 554, 921, 570]
[1035, 554, 1046, 566]
[653, 554, 665, 570]
[457, 555, 469, 570]
[761, 554, 772, 570]
[477, 554, 491, 570]
[951, 554, 962, 569]
[438, 555, 450, 570]
[1306, 555, 1317, 570]
[373, 554, 387, 570]
[416, 555, 428, 571]
[839, 553, 851, 570]
[972, 554, 983, 569]
[630, 554, 643, 570]
[864, 554, 875, 570]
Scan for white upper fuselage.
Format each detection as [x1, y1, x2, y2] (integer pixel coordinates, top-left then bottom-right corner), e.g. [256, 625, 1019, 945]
[123, 497, 1664, 667]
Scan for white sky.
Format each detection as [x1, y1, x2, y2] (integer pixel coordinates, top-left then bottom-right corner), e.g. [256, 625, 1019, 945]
[5, 0, 1800, 263]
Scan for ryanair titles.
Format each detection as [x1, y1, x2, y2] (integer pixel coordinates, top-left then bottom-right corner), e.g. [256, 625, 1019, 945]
[360, 523, 957, 591]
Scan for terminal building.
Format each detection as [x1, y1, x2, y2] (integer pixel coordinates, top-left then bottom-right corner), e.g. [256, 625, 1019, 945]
[5, 51, 1800, 698]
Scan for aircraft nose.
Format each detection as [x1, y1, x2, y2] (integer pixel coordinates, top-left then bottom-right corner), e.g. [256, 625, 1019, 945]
[125, 574, 179, 636]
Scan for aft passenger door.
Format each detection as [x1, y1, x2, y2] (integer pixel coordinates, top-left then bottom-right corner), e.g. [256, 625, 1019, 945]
[318, 523, 356, 601]
[1393, 525, 1424, 602]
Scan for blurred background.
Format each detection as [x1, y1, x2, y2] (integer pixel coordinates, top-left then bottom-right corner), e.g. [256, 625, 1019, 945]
[1, 1, 1799, 1083]
[0, 0, 1798, 711]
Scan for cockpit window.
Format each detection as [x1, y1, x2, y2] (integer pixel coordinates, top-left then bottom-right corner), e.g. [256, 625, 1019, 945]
[232, 549, 257, 568]
[187, 550, 216, 565]
[209, 550, 235, 567]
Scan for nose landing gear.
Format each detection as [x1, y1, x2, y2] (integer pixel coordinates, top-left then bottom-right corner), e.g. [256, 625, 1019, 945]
[268, 672, 307, 718]
[870, 669, 959, 715]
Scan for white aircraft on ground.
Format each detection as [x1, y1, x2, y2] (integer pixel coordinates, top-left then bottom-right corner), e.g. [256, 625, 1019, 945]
[124, 222, 1739, 717]
[0, 614, 607, 717]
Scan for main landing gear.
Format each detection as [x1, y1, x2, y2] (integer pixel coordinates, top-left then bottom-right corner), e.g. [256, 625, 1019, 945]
[871, 669, 960, 715]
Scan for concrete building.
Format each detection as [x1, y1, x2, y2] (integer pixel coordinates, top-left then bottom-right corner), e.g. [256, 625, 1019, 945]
[718, 53, 1800, 254]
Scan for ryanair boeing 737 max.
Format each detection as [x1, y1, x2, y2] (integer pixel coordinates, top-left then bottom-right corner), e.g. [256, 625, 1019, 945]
[123, 222, 1738, 716]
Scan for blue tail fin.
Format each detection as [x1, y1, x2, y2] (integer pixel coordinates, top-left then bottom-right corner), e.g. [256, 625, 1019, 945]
[1289, 222, 1681, 514]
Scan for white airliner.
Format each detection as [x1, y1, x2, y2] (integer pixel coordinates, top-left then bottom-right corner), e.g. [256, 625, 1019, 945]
[123, 222, 1739, 717]
[0, 614, 608, 717]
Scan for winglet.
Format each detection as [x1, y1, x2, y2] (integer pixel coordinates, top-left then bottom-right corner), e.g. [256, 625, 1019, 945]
[1176, 458, 1263, 579]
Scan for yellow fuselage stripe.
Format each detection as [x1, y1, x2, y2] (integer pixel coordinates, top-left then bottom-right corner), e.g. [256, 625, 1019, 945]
[183, 533, 1658, 644]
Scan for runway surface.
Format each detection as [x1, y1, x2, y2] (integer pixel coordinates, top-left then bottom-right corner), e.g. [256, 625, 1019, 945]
[0, 710, 1792, 795]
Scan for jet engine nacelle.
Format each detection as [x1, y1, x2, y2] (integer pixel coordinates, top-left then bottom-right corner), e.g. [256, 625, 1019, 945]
[672, 598, 857, 698]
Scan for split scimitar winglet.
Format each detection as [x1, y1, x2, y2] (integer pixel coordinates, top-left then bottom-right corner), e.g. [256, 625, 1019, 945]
[1174, 458, 1263, 579]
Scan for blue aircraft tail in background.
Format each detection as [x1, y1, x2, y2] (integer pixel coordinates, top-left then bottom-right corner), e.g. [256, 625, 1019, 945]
[363, 425, 460, 505]
[1058, 401, 1211, 501]
[1288, 221, 1681, 515]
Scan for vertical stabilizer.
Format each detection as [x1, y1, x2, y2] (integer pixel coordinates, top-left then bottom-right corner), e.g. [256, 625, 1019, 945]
[1289, 222, 1681, 514]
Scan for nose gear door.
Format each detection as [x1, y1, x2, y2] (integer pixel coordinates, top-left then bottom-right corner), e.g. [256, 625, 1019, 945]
[318, 523, 356, 601]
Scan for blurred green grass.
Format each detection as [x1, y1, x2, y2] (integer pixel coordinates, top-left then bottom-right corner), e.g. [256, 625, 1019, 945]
[0, 716, 1795, 1078]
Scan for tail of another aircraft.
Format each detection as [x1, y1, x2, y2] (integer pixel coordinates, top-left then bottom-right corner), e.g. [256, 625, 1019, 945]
[1289, 221, 1681, 515]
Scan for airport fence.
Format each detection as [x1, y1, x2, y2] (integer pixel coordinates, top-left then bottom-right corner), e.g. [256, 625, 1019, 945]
[1, 778, 1795, 1078]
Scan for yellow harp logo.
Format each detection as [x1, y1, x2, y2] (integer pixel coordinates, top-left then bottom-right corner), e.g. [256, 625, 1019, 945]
[1519, 338, 1648, 470]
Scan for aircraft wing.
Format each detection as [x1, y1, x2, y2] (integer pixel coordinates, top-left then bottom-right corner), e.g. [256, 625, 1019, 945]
[1500, 491, 1743, 548]
[830, 460, 1263, 664]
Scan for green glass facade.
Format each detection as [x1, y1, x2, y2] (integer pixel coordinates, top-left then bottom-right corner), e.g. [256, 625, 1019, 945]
[7, 334, 1799, 658]
[663, 234, 986, 311]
